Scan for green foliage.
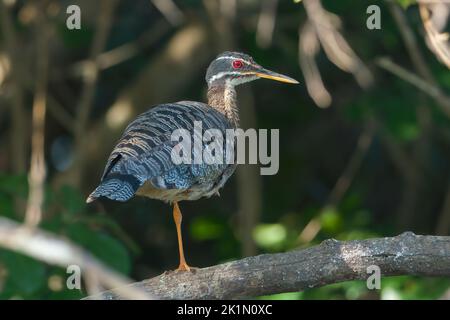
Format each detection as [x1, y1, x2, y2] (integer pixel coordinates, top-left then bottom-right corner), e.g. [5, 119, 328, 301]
[57, 24, 93, 50]
[250, 185, 449, 299]
[253, 223, 287, 251]
[320, 206, 342, 234]
[65, 224, 131, 274]
[190, 215, 226, 241]
[261, 276, 450, 300]
[0, 251, 46, 299]
[59, 185, 86, 216]
[381, 276, 450, 300]
[0, 174, 28, 199]
[0, 176, 134, 299]
[396, 0, 417, 9]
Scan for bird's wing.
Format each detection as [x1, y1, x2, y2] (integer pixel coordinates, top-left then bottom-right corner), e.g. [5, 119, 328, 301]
[87, 101, 233, 202]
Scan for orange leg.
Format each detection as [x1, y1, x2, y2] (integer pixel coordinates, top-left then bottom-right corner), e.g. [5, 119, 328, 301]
[173, 202, 191, 271]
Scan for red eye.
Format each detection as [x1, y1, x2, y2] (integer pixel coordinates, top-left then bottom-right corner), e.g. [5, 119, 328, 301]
[232, 60, 243, 69]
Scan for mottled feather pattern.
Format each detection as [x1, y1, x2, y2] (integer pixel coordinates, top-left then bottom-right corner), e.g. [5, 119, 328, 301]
[90, 173, 141, 202]
[88, 101, 236, 202]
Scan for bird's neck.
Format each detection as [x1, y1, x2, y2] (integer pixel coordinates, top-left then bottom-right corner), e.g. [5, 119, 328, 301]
[207, 82, 239, 127]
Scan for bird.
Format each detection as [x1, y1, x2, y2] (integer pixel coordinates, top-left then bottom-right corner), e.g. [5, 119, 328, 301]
[86, 51, 298, 271]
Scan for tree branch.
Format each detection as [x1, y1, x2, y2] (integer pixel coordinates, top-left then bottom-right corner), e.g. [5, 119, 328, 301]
[89, 233, 450, 300]
[0, 217, 152, 299]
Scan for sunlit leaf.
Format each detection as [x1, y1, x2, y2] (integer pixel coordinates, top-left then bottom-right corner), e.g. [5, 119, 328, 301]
[190, 216, 225, 241]
[320, 206, 342, 234]
[259, 291, 303, 300]
[396, 0, 416, 9]
[253, 224, 287, 250]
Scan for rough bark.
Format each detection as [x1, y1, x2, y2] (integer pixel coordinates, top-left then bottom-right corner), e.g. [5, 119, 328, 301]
[89, 233, 450, 300]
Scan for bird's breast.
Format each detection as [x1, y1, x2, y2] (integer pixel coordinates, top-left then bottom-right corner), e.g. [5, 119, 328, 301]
[135, 164, 236, 203]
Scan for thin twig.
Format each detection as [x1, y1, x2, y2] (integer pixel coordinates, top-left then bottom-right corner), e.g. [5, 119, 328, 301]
[25, 7, 49, 227]
[298, 21, 332, 108]
[150, 0, 184, 26]
[220, 0, 236, 22]
[388, 2, 436, 80]
[71, 20, 171, 74]
[256, 0, 279, 48]
[419, 2, 450, 69]
[302, 0, 373, 88]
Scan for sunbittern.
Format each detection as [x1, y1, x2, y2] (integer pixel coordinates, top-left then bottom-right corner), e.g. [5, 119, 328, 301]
[87, 52, 298, 271]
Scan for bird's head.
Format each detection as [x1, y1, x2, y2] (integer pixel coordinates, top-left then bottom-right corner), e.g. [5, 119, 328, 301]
[206, 51, 299, 87]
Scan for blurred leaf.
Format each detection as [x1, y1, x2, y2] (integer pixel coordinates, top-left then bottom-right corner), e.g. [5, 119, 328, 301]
[381, 276, 450, 300]
[45, 268, 85, 300]
[190, 216, 225, 241]
[396, 0, 416, 9]
[381, 287, 402, 300]
[345, 87, 420, 142]
[0, 250, 46, 298]
[253, 224, 287, 251]
[59, 185, 86, 215]
[344, 281, 370, 300]
[57, 23, 93, 49]
[340, 192, 363, 213]
[46, 287, 85, 300]
[65, 223, 131, 275]
[338, 230, 380, 241]
[76, 214, 141, 255]
[0, 193, 16, 219]
[0, 174, 27, 198]
[259, 291, 303, 300]
[398, 123, 419, 141]
[320, 206, 342, 234]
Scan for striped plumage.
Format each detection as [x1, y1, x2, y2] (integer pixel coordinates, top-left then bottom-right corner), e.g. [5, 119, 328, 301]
[87, 51, 298, 271]
[87, 101, 236, 203]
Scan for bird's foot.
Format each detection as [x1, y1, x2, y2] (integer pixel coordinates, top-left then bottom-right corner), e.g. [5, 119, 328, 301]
[175, 262, 198, 272]
[162, 265, 198, 276]
[176, 261, 194, 272]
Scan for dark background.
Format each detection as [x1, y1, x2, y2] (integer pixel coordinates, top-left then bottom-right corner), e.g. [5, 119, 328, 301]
[0, 0, 449, 299]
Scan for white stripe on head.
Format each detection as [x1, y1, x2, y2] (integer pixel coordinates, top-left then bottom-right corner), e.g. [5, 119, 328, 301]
[215, 55, 259, 68]
[208, 71, 258, 85]
[215, 56, 239, 61]
[208, 71, 242, 83]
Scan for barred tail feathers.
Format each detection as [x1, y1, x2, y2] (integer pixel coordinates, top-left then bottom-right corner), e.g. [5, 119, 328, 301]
[86, 173, 142, 203]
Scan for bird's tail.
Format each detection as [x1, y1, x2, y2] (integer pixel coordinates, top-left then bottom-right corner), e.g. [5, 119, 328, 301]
[86, 173, 142, 203]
